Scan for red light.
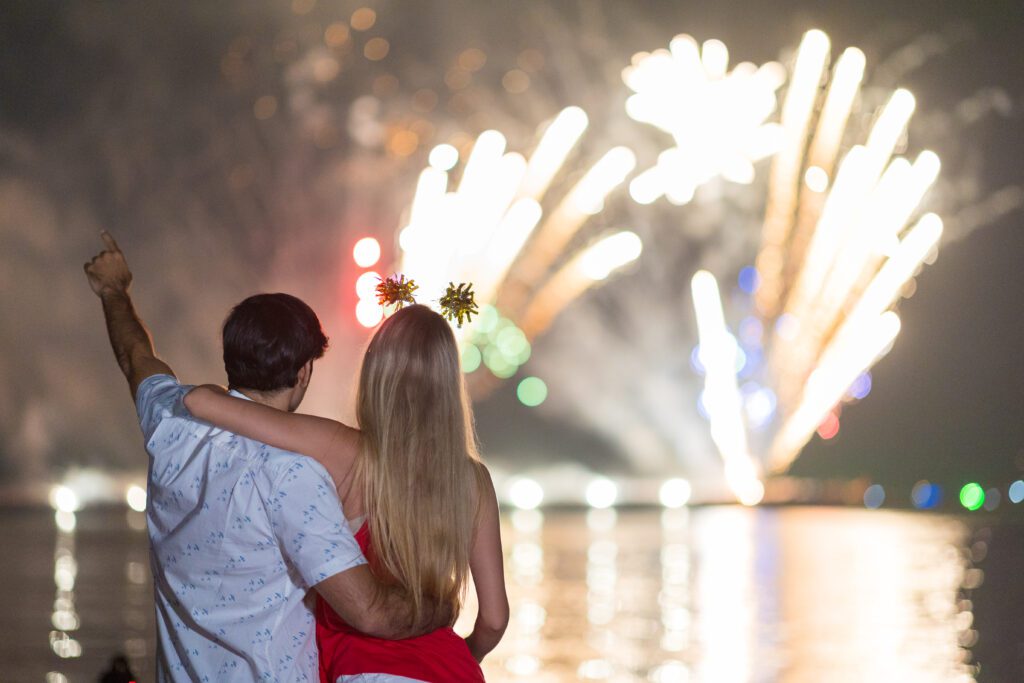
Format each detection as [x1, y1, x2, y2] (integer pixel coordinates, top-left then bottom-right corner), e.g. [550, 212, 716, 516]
[817, 411, 840, 440]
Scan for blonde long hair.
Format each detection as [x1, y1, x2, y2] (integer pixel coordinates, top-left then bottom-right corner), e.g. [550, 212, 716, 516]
[356, 304, 486, 624]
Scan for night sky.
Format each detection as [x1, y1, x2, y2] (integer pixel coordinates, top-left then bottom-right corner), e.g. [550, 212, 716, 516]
[1, 0, 1022, 496]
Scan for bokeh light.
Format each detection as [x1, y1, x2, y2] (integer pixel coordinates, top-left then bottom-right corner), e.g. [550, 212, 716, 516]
[585, 478, 618, 509]
[352, 237, 381, 268]
[355, 271, 381, 300]
[125, 485, 147, 513]
[659, 478, 692, 508]
[461, 343, 482, 373]
[467, 308, 534, 379]
[516, 377, 548, 407]
[54, 510, 77, 533]
[324, 22, 350, 47]
[804, 165, 829, 192]
[733, 477, 765, 506]
[508, 478, 544, 510]
[363, 38, 390, 62]
[1009, 480, 1024, 504]
[959, 483, 985, 511]
[910, 480, 942, 510]
[349, 7, 376, 31]
[863, 484, 885, 509]
[48, 486, 80, 513]
[816, 411, 840, 440]
[847, 372, 873, 400]
[355, 299, 384, 327]
[737, 266, 760, 294]
[428, 143, 459, 171]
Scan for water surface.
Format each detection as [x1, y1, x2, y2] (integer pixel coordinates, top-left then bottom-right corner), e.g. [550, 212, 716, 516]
[2, 506, 1019, 682]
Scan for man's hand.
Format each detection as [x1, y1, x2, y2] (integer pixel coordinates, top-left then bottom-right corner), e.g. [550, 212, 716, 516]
[84, 231, 132, 297]
[315, 566, 455, 640]
[85, 231, 174, 398]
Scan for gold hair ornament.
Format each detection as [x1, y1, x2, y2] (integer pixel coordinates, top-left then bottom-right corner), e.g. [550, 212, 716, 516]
[439, 282, 478, 328]
[376, 274, 419, 309]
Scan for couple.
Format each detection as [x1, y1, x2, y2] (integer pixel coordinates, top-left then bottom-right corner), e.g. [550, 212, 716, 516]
[84, 232, 509, 682]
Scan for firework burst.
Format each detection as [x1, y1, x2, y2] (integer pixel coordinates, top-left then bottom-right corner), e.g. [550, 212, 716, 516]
[357, 27, 947, 504]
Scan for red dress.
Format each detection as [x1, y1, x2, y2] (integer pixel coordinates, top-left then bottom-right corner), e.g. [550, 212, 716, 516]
[316, 521, 485, 683]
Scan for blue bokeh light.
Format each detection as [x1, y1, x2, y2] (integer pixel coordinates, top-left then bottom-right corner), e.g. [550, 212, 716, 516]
[848, 372, 873, 400]
[690, 345, 705, 375]
[864, 484, 885, 509]
[911, 481, 942, 510]
[1009, 480, 1024, 504]
[738, 266, 761, 295]
[742, 382, 777, 429]
[739, 347, 763, 378]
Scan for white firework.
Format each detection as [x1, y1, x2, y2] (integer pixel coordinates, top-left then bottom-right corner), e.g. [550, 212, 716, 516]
[623, 34, 787, 205]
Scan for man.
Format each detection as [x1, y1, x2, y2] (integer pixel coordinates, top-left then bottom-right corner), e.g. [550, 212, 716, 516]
[84, 232, 446, 681]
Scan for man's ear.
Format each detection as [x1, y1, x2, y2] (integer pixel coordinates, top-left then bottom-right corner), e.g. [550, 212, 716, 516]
[298, 360, 314, 389]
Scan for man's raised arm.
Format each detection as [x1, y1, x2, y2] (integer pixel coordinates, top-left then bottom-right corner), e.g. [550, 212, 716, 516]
[84, 231, 174, 399]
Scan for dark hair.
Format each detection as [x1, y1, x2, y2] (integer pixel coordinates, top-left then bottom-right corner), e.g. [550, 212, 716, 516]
[222, 293, 329, 392]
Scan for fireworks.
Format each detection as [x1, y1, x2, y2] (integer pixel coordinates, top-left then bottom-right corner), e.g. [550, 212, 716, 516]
[675, 29, 942, 497]
[519, 231, 642, 339]
[358, 28, 945, 505]
[391, 109, 639, 368]
[691, 270, 765, 505]
[623, 35, 786, 205]
[754, 33, 941, 474]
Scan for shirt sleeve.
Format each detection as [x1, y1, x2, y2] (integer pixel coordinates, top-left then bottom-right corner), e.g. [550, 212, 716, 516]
[135, 373, 188, 443]
[267, 458, 367, 588]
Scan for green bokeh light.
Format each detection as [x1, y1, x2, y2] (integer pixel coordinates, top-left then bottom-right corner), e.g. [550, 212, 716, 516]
[517, 377, 548, 407]
[496, 327, 529, 359]
[464, 305, 531, 379]
[959, 483, 985, 511]
[476, 305, 499, 334]
[491, 363, 518, 379]
[461, 343, 481, 373]
[484, 345, 515, 377]
[514, 341, 531, 365]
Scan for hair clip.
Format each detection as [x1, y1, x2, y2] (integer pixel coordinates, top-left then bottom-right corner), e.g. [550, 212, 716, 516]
[439, 282, 478, 328]
[376, 274, 418, 309]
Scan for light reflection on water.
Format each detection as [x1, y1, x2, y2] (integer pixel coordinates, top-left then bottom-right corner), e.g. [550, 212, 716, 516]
[464, 506, 978, 682]
[0, 506, 989, 681]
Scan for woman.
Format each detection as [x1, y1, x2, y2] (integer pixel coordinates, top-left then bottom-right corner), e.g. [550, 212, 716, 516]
[185, 304, 509, 682]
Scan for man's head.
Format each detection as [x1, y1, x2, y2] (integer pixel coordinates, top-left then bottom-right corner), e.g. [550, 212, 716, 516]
[222, 293, 328, 411]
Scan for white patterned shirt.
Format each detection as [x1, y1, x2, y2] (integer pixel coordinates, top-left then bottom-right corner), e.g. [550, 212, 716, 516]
[136, 374, 365, 682]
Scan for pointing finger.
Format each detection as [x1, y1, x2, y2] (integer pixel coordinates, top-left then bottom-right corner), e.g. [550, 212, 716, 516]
[101, 230, 121, 253]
